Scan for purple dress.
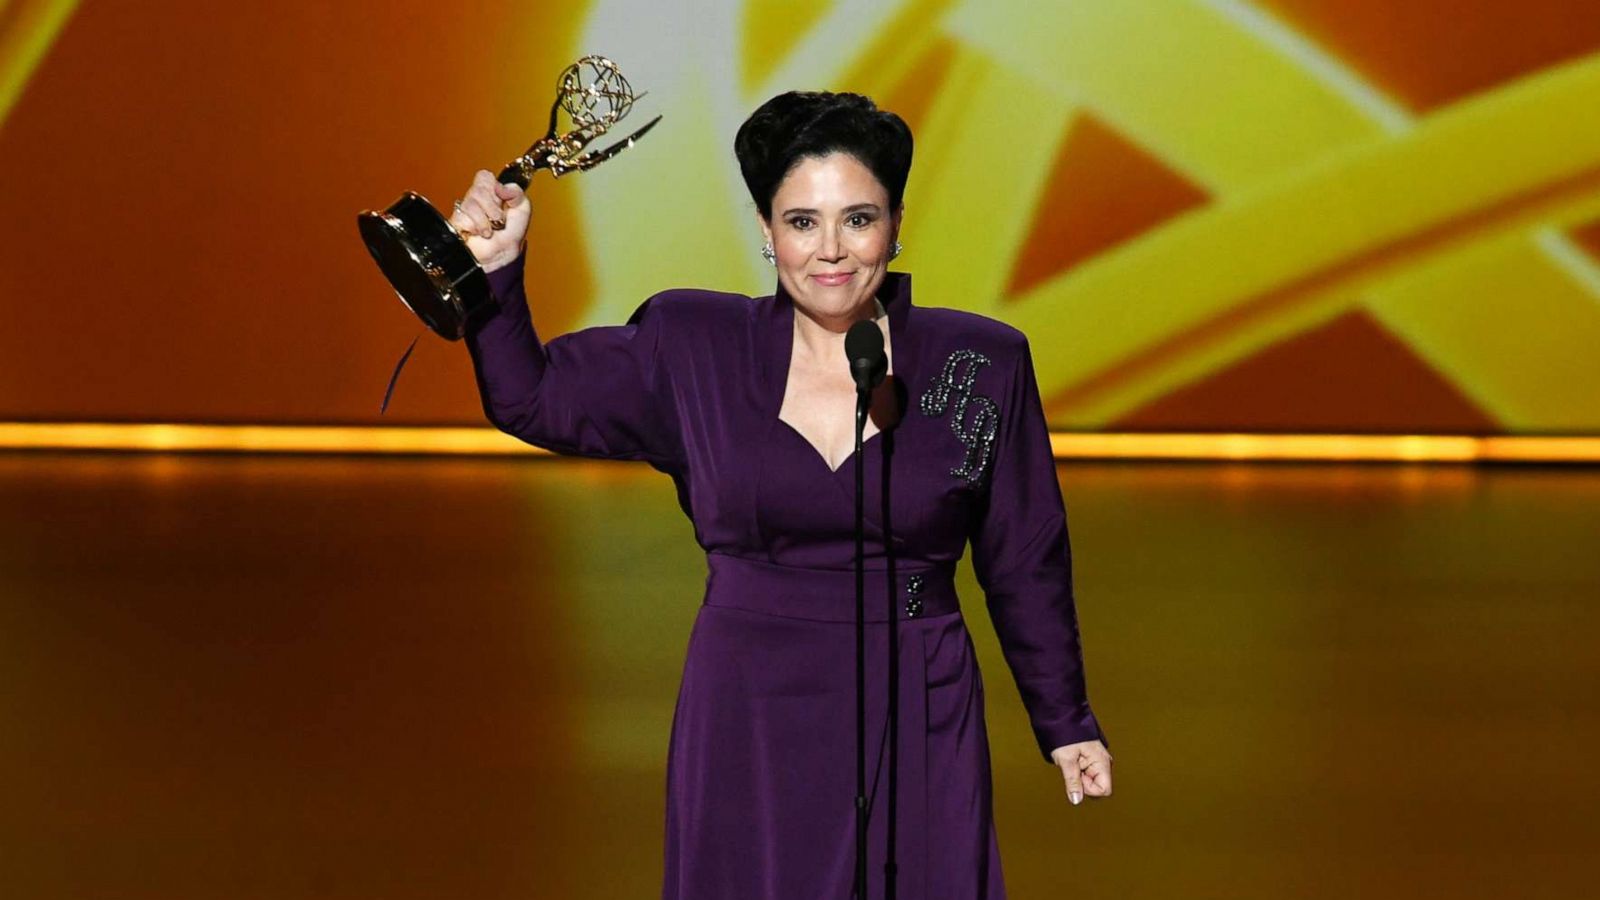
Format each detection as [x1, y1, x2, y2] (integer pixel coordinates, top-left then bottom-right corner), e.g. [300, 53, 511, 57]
[468, 255, 1106, 899]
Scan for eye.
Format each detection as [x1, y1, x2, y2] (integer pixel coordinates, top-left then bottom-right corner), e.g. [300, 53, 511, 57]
[787, 216, 814, 230]
[847, 213, 874, 228]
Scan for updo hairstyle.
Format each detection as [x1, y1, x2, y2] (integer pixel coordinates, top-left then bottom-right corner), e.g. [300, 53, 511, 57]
[733, 91, 913, 221]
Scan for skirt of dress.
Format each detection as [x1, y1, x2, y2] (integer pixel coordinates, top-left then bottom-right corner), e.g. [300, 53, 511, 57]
[661, 554, 1007, 900]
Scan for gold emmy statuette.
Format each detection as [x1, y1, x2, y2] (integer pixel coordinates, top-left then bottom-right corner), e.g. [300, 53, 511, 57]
[357, 56, 661, 340]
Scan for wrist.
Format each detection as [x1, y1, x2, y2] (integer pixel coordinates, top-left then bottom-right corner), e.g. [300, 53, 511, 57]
[481, 241, 527, 275]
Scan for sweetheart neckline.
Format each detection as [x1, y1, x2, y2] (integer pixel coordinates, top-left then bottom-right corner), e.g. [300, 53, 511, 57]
[774, 415, 885, 474]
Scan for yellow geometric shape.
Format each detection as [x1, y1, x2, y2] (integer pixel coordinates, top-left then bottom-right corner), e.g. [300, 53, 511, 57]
[1005, 111, 1210, 298]
[829, 0, 960, 105]
[1366, 230, 1600, 432]
[747, 0, 952, 108]
[739, 0, 836, 91]
[1001, 52, 1600, 426]
[0, 0, 77, 128]
[944, 0, 1600, 432]
[946, 0, 1405, 192]
[896, 47, 1075, 308]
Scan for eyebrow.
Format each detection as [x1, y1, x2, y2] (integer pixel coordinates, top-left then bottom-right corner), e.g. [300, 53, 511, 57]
[780, 203, 882, 216]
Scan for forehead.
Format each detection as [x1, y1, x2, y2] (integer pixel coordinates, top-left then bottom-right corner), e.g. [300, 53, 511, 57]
[773, 152, 888, 207]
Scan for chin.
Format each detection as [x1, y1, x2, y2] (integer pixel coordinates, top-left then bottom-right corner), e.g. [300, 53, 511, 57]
[799, 288, 867, 315]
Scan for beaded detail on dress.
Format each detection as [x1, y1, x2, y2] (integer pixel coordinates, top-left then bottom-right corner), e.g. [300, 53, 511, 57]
[919, 349, 999, 485]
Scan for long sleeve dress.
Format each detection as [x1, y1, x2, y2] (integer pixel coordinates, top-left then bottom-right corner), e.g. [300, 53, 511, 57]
[466, 253, 1107, 900]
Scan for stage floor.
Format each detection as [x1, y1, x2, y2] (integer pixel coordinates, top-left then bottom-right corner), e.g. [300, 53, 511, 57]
[2, 453, 1595, 899]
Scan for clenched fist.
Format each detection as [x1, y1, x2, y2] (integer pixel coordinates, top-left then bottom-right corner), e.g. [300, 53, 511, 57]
[449, 169, 532, 274]
[1050, 740, 1113, 806]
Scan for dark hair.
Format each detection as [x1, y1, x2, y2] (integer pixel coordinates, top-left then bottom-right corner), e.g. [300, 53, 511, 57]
[734, 91, 913, 221]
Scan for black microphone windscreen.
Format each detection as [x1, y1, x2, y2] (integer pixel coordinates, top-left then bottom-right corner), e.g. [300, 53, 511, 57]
[845, 320, 886, 391]
[845, 320, 883, 366]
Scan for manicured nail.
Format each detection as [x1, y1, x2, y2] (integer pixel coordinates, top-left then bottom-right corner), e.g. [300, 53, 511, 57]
[1070, 790, 1082, 805]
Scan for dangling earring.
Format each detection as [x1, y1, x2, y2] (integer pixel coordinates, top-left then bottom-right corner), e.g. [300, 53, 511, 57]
[761, 242, 776, 266]
[889, 240, 903, 261]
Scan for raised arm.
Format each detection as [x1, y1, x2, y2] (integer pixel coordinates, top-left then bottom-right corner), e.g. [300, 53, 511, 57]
[463, 253, 681, 467]
[969, 336, 1107, 766]
[449, 170, 680, 467]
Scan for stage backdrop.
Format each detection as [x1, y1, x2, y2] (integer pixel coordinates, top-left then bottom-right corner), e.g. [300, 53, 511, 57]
[3, 0, 1599, 434]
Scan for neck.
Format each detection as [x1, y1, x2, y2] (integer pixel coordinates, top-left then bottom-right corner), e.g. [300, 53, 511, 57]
[793, 296, 887, 359]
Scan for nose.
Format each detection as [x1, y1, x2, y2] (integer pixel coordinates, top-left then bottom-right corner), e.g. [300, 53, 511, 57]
[817, 224, 845, 263]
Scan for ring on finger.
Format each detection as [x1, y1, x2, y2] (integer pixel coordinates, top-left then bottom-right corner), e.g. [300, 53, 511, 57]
[490, 218, 506, 230]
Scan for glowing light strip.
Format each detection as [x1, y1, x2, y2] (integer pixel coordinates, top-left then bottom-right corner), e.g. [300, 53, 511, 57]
[0, 423, 550, 455]
[2, 423, 1598, 463]
[1047, 432, 1600, 462]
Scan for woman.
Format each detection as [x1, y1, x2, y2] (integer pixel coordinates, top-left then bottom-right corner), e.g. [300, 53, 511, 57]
[450, 91, 1112, 898]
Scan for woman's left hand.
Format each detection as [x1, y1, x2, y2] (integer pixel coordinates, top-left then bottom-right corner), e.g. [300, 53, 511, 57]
[1049, 740, 1112, 805]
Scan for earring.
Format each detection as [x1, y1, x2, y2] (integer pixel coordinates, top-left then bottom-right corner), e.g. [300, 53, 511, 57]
[889, 240, 903, 261]
[761, 242, 776, 266]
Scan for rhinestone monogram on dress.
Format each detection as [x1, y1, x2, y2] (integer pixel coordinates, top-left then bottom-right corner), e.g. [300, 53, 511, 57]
[919, 349, 999, 484]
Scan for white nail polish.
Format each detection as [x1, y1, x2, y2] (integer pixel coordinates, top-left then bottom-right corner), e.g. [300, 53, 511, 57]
[1070, 791, 1082, 805]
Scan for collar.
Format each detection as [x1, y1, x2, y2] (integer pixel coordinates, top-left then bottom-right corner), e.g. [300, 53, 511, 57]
[758, 271, 917, 414]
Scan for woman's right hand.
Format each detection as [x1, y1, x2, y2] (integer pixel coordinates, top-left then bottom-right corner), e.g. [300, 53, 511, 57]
[449, 169, 532, 273]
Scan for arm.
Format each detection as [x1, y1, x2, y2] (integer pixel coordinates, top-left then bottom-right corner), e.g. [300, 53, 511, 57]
[970, 337, 1107, 765]
[464, 252, 681, 467]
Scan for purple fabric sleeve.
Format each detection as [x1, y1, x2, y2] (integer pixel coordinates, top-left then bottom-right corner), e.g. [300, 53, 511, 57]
[970, 338, 1107, 764]
[464, 253, 681, 468]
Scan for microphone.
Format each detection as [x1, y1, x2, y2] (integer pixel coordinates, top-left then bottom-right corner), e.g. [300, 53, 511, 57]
[845, 320, 887, 394]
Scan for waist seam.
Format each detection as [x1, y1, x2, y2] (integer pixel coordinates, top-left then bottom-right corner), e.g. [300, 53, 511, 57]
[700, 598, 963, 625]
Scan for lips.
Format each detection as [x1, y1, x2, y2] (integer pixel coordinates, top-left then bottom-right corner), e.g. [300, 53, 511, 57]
[810, 271, 854, 286]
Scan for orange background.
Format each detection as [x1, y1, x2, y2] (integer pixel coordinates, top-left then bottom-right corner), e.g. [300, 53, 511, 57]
[0, 2, 594, 426]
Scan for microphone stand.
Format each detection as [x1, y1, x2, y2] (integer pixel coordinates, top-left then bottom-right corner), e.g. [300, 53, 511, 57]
[847, 318, 890, 900]
[853, 370, 902, 900]
[883, 410, 900, 900]
[853, 381, 868, 900]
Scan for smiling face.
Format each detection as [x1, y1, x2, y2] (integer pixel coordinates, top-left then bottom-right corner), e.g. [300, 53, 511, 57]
[759, 152, 902, 328]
